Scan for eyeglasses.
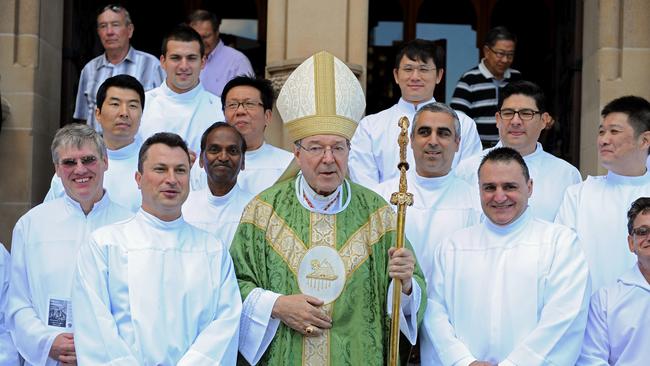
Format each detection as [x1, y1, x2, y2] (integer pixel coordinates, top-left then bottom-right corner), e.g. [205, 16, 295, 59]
[224, 100, 264, 111]
[296, 142, 349, 158]
[488, 47, 515, 59]
[498, 109, 541, 121]
[58, 155, 99, 168]
[632, 226, 650, 242]
[399, 65, 437, 75]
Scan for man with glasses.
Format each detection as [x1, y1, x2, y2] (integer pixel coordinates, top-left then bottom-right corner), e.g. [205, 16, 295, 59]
[230, 51, 426, 365]
[455, 80, 581, 221]
[191, 75, 292, 194]
[556, 96, 650, 292]
[7, 124, 132, 366]
[188, 9, 254, 97]
[451, 26, 522, 146]
[138, 24, 224, 156]
[349, 39, 482, 190]
[75, 4, 164, 133]
[577, 197, 650, 365]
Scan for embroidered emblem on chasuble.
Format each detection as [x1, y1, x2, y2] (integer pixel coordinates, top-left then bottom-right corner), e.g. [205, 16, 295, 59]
[240, 197, 397, 366]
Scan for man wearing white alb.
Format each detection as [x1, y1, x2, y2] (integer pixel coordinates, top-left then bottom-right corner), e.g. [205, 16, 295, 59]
[455, 80, 581, 221]
[375, 102, 481, 279]
[349, 39, 482, 190]
[138, 25, 224, 155]
[72, 132, 241, 365]
[577, 197, 650, 365]
[183, 122, 254, 247]
[423, 147, 590, 366]
[7, 124, 132, 366]
[0, 244, 20, 365]
[190, 76, 293, 194]
[45, 74, 145, 211]
[556, 95, 650, 292]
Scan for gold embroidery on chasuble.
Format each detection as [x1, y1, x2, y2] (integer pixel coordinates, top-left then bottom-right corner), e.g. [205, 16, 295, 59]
[242, 199, 397, 366]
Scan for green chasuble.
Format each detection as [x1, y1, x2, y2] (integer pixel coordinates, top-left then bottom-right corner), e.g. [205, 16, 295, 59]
[230, 177, 427, 366]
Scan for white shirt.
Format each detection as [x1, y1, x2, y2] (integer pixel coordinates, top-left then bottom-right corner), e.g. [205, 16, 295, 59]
[71, 209, 242, 365]
[577, 264, 650, 366]
[423, 209, 591, 366]
[555, 170, 650, 292]
[190, 142, 294, 194]
[0, 245, 20, 366]
[455, 142, 582, 222]
[44, 137, 143, 212]
[375, 170, 481, 279]
[349, 98, 483, 189]
[138, 81, 225, 155]
[7, 193, 132, 366]
[238, 179, 422, 364]
[182, 184, 255, 248]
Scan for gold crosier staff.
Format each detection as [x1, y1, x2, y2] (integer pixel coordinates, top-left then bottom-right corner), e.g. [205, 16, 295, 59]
[388, 116, 414, 366]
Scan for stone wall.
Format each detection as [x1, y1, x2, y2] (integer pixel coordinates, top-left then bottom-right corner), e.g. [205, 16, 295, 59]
[581, 0, 650, 176]
[0, 0, 63, 249]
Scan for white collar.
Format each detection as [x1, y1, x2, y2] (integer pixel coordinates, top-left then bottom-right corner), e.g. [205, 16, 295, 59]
[478, 58, 512, 80]
[295, 174, 351, 214]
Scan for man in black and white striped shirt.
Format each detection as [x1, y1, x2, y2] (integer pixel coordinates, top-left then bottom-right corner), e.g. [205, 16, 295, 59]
[451, 26, 522, 147]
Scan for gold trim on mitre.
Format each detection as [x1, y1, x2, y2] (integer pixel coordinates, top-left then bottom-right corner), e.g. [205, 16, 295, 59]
[286, 115, 358, 141]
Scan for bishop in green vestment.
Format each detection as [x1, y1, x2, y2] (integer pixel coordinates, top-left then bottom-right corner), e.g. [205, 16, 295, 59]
[229, 51, 427, 366]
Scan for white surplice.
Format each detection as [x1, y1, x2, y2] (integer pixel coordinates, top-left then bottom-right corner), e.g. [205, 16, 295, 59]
[190, 142, 294, 194]
[0, 245, 20, 365]
[349, 98, 483, 189]
[454, 142, 582, 222]
[71, 209, 242, 365]
[577, 264, 650, 366]
[44, 136, 143, 212]
[138, 81, 225, 155]
[375, 170, 481, 279]
[7, 193, 132, 366]
[182, 183, 255, 248]
[423, 209, 591, 366]
[555, 170, 650, 292]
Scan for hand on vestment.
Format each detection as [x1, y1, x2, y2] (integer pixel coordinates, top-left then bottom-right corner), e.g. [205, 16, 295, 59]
[388, 247, 415, 295]
[49, 332, 77, 365]
[271, 294, 332, 337]
[469, 361, 495, 366]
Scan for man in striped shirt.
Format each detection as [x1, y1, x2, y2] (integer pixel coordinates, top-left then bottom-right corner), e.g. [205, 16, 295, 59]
[451, 26, 522, 147]
[74, 4, 164, 133]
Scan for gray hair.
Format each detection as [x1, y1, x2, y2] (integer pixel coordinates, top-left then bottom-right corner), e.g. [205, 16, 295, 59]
[98, 4, 132, 25]
[51, 123, 107, 163]
[412, 102, 461, 139]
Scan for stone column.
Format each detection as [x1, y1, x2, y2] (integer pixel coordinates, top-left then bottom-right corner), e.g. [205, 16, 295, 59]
[0, 0, 63, 248]
[264, 0, 369, 150]
[581, 0, 650, 175]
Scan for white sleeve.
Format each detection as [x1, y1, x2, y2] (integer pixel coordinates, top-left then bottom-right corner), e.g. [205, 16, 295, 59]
[554, 184, 579, 228]
[386, 279, 422, 345]
[73, 66, 90, 120]
[0, 246, 20, 366]
[71, 238, 139, 365]
[238, 288, 282, 365]
[455, 112, 483, 165]
[43, 175, 64, 202]
[503, 230, 591, 365]
[575, 290, 610, 366]
[178, 252, 242, 365]
[349, 117, 381, 188]
[423, 244, 478, 366]
[6, 221, 61, 365]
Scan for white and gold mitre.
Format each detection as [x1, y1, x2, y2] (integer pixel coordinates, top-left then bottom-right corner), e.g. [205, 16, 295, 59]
[276, 51, 366, 141]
